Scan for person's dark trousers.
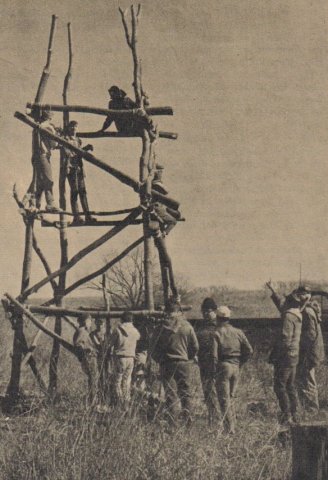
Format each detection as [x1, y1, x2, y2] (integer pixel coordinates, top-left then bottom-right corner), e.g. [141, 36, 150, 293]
[160, 360, 192, 426]
[67, 170, 81, 219]
[154, 236, 178, 302]
[273, 364, 298, 422]
[215, 362, 240, 433]
[199, 363, 218, 426]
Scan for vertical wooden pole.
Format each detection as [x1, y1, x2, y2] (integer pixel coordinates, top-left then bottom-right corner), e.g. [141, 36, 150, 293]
[48, 23, 72, 396]
[7, 15, 58, 399]
[6, 218, 34, 398]
[120, 4, 155, 311]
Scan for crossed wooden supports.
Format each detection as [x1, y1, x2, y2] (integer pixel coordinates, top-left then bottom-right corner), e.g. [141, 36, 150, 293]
[8, 104, 179, 397]
[6, 6, 181, 401]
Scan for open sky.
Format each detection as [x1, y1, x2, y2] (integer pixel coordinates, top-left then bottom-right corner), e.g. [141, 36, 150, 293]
[1, 0, 328, 298]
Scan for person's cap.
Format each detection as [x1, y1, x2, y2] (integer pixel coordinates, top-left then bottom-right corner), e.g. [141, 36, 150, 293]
[217, 306, 231, 318]
[77, 313, 92, 325]
[68, 120, 78, 128]
[290, 290, 302, 303]
[95, 316, 104, 324]
[122, 311, 134, 322]
[108, 85, 120, 94]
[295, 285, 312, 295]
[201, 297, 217, 311]
[41, 107, 53, 119]
[166, 295, 181, 311]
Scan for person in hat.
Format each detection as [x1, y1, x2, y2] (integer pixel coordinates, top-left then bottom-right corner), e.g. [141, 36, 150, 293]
[212, 306, 253, 434]
[90, 317, 108, 401]
[109, 311, 140, 407]
[195, 297, 220, 426]
[100, 85, 157, 140]
[297, 297, 325, 413]
[100, 86, 137, 134]
[149, 164, 181, 308]
[30, 108, 61, 212]
[266, 282, 324, 415]
[267, 289, 304, 425]
[73, 314, 99, 406]
[150, 297, 199, 427]
[62, 120, 96, 225]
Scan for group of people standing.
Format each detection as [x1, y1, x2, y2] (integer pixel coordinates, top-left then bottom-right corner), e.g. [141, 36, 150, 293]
[72, 296, 254, 434]
[266, 283, 325, 425]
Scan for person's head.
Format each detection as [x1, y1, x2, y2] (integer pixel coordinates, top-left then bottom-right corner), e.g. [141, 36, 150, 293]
[201, 297, 217, 322]
[77, 313, 92, 330]
[166, 296, 181, 314]
[40, 108, 53, 121]
[67, 120, 78, 136]
[216, 306, 231, 322]
[95, 316, 105, 331]
[122, 311, 134, 323]
[309, 299, 321, 317]
[153, 163, 164, 182]
[108, 85, 125, 100]
[294, 285, 312, 303]
[284, 292, 302, 309]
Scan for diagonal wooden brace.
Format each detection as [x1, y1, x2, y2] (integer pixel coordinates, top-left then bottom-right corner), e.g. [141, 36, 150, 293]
[43, 236, 145, 306]
[18, 207, 143, 302]
[5, 294, 77, 356]
[14, 112, 180, 210]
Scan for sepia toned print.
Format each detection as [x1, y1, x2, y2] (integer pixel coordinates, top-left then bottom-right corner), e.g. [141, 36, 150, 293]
[1, 1, 328, 478]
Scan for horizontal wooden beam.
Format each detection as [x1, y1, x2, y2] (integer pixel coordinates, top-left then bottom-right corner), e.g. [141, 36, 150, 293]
[38, 208, 137, 216]
[26, 103, 173, 116]
[15, 112, 180, 210]
[41, 219, 143, 228]
[77, 131, 178, 140]
[28, 305, 170, 319]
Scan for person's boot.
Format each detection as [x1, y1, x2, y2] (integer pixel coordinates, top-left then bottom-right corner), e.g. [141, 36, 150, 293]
[85, 215, 97, 224]
[71, 216, 84, 225]
[45, 204, 62, 213]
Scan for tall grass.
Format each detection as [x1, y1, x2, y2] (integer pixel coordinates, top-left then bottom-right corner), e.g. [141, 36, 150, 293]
[0, 356, 299, 480]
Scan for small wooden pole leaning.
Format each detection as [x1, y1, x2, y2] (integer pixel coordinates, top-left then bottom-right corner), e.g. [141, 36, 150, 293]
[291, 423, 328, 480]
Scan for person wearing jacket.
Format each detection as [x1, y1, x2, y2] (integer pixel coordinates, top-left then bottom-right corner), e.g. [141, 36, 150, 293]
[62, 120, 96, 225]
[110, 311, 140, 407]
[196, 297, 220, 426]
[266, 283, 324, 416]
[297, 300, 325, 412]
[268, 291, 303, 424]
[73, 314, 99, 406]
[212, 306, 253, 434]
[150, 297, 199, 427]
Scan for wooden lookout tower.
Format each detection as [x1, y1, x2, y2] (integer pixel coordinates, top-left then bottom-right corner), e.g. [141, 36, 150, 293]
[3, 6, 182, 402]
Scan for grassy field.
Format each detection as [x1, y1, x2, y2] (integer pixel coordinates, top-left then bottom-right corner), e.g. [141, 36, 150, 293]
[1, 307, 328, 479]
